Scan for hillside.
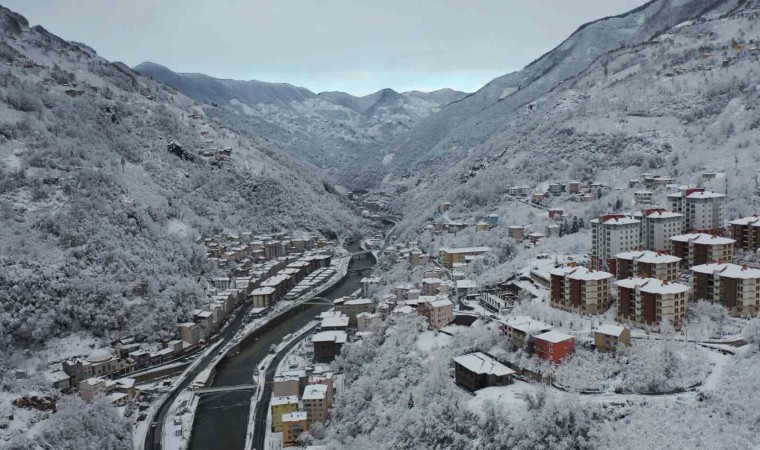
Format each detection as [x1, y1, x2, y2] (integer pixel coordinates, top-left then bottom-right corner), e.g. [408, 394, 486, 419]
[0, 7, 361, 348]
[134, 62, 466, 184]
[388, 0, 760, 237]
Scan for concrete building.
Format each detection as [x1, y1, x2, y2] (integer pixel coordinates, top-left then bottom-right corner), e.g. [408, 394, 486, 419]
[730, 215, 760, 251]
[593, 324, 631, 352]
[356, 312, 377, 332]
[452, 352, 515, 392]
[302, 384, 329, 423]
[508, 226, 526, 240]
[614, 250, 682, 282]
[271, 395, 299, 432]
[438, 246, 491, 269]
[336, 298, 373, 326]
[550, 265, 613, 315]
[590, 214, 641, 272]
[508, 186, 531, 197]
[634, 190, 654, 205]
[667, 188, 726, 233]
[417, 298, 454, 330]
[500, 315, 552, 351]
[534, 331, 575, 365]
[312, 331, 347, 362]
[615, 277, 689, 328]
[282, 411, 308, 448]
[178, 322, 201, 345]
[637, 208, 683, 252]
[691, 263, 760, 317]
[273, 376, 300, 398]
[669, 233, 735, 268]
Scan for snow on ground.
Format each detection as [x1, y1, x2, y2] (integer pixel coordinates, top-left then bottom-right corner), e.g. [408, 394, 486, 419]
[466, 382, 536, 421]
[415, 330, 451, 352]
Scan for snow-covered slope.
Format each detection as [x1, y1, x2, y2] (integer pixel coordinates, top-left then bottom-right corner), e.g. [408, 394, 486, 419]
[365, 0, 742, 188]
[134, 62, 465, 184]
[0, 7, 360, 348]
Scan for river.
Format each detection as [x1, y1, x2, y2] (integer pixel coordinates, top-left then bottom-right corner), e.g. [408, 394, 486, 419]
[189, 241, 375, 450]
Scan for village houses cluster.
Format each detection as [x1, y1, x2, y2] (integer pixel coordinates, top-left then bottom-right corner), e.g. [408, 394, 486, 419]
[47, 231, 338, 409]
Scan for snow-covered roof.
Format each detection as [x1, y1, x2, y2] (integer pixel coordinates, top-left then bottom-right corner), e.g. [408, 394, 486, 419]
[47, 370, 70, 382]
[615, 250, 681, 264]
[640, 210, 682, 219]
[730, 216, 760, 226]
[615, 277, 649, 289]
[86, 348, 114, 364]
[595, 324, 627, 337]
[312, 331, 348, 344]
[321, 316, 349, 328]
[534, 330, 574, 344]
[439, 246, 491, 254]
[551, 265, 613, 281]
[691, 263, 760, 280]
[429, 299, 453, 308]
[456, 279, 477, 289]
[601, 216, 640, 226]
[344, 298, 373, 306]
[302, 384, 328, 401]
[452, 352, 514, 377]
[669, 233, 735, 245]
[271, 395, 299, 406]
[642, 278, 688, 295]
[686, 191, 725, 200]
[501, 315, 552, 334]
[282, 411, 307, 422]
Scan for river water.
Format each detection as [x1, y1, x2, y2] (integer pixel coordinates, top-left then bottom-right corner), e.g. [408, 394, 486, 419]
[190, 243, 374, 450]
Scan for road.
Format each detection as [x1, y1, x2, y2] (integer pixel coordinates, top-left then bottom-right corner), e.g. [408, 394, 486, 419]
[250, 323, 318, 450]
[144, 303, 251, 450]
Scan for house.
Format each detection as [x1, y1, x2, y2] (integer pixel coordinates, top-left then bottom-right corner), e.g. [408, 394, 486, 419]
[691, 263, 760, 317]
[508, 226, 526, 240]
[417, 298, 453, 330]
[546, 224, 560, 238]
[548, 208, 564, 219]
[320, 313, 349, 331]
[452, 352, 515, 392]
[548, 183, 565, 195]
[421, 277, 443, 296]
[593, 324, 631, 352]
[249, 287, 276, 308]
[312, 331, 347, 362]
[508, 186, 531, 197]
[281, 411, 308, 448]
[614, 250, 681, 282]
[531, 192, 548, 203]
[360, 276, 380, 297]
[476, 222, 491, 232]
[271, 395, 299, 432]
[439, 246, 491, 269]
[636, 208, 683, 252]
[47, 370, 71, 390]
[669, 233, 735, 268]
[484, 213, 499, 227]
[500, 315, 552, 351]
[528, 232, 545, 245]
[302, 384, 329, 423]
[273, 376, 300, 398]
[590, 214, 641, 272]
[336, 298, 373, 326]
[634, 190, 654, 205]
[456, 279, 477, 297]
[439, 202, 451, 213]
[534, 331, 575, 365]
[667, 188, 726, 234]
[616, 277, 689, 328]
[356, 312, 377, 332]
[567, 181, 582, 193]
[550, 265, 613, 315]
[730, 216, 760, 251]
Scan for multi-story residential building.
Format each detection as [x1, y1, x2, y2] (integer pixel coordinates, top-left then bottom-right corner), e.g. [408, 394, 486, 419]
[615, 277, 689, 328]
[302, 384, 329, 423]
[669, 233, 735, 268]
[730, 215, 760, 251]
[178, 322, 201, 345]
[311, 331, 347, 362]
[336, 298, 373, 326]
[452, 352, 515, 392]
[590, 214, 641, 272]
[249, 287, 276, 308]
[691, 263, 760, 317]
[417, 298, 454, 330]
[533, 331, 575, 365]
[438, 246, 491, 268]
[499, 315, 552, 351]
[356, 312, 377, 332]
[593, 324, 631, 352]
[281, 411, 308, 448]
[614, 250, 682, 282]
[508, 226, 526, 240]
[508, 186, 531, 197]
[636, 208, 683, 251]
[273, 375, 300, 398]
[271, 395, 299, 432]
[550, 265, 613, 315]
[634, 190, 654, 205]
[667, 188, 726, 233]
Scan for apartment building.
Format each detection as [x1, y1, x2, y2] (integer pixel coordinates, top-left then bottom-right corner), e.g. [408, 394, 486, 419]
[533, 331, 575, 365]
[302, 384, 329, 423]
[438, 246, 491, 268]
[615, 277, 689, 328]
[730, 215, 760, 251]
[667, 188, 726, 233]
[271, 395, 299, 432]
[281, 412, 308, 448]
[499, 315, 552, 351]
[669, 233, 735, 268]
[691, 263, 760, 317]
[614, 250, 682, 282]
[636, 208, 683, 251]
[336, 298, 374, 326]
[452, 352, 515, 392]
[417, 298, 454, 330]
[550, 265, 613, 314]
[590, 214, 641, 272]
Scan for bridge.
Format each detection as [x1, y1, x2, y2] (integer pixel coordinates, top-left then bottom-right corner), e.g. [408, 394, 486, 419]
[194, 384, 257, 394]
[300, 296, 334, 305]
[334, 250, 374, 259]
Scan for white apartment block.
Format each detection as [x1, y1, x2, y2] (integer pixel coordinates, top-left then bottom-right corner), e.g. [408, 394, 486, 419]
[667, 188, 726, 233]
[635, 208, 683, 252]
[590, 214, 641, 272]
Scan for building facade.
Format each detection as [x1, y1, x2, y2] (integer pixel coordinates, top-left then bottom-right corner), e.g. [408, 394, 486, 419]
[590, 214, 641, 272]
[614, 250, 681, 282]
[691, 263, 760, 317]
[667, 188, 726, 233]
[669, 233, 735, 268]
[637, 208, 683, 251]
[615, 277, 689, 328]
[550, 265, 613, 315]
[730, 216, 760, 251]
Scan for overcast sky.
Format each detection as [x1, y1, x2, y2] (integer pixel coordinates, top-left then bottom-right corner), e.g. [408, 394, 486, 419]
[6, 0, 646, 95]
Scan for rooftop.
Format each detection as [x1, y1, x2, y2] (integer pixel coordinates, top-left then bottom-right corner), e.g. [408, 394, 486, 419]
[501, 315, 552, 334]
[615, 250, 681, 264]
[312, 330, 348, 344]
[271, 395, 299, 406]
[439, 246, 491, 254]
[669, 233, 735, 245]
[282, 411, 307, 422]
[691, 263, 760, 280]
[302, 384, 328, 401]
[452, 352, 515, 377]
[534, 330, 574, 344]
[550, 265, 613, 281]
[595, 324, 627, 337]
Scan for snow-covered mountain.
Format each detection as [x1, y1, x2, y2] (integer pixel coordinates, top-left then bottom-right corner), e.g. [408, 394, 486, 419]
[134, 62, 467, 184]
[0, 7, 361, 347]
